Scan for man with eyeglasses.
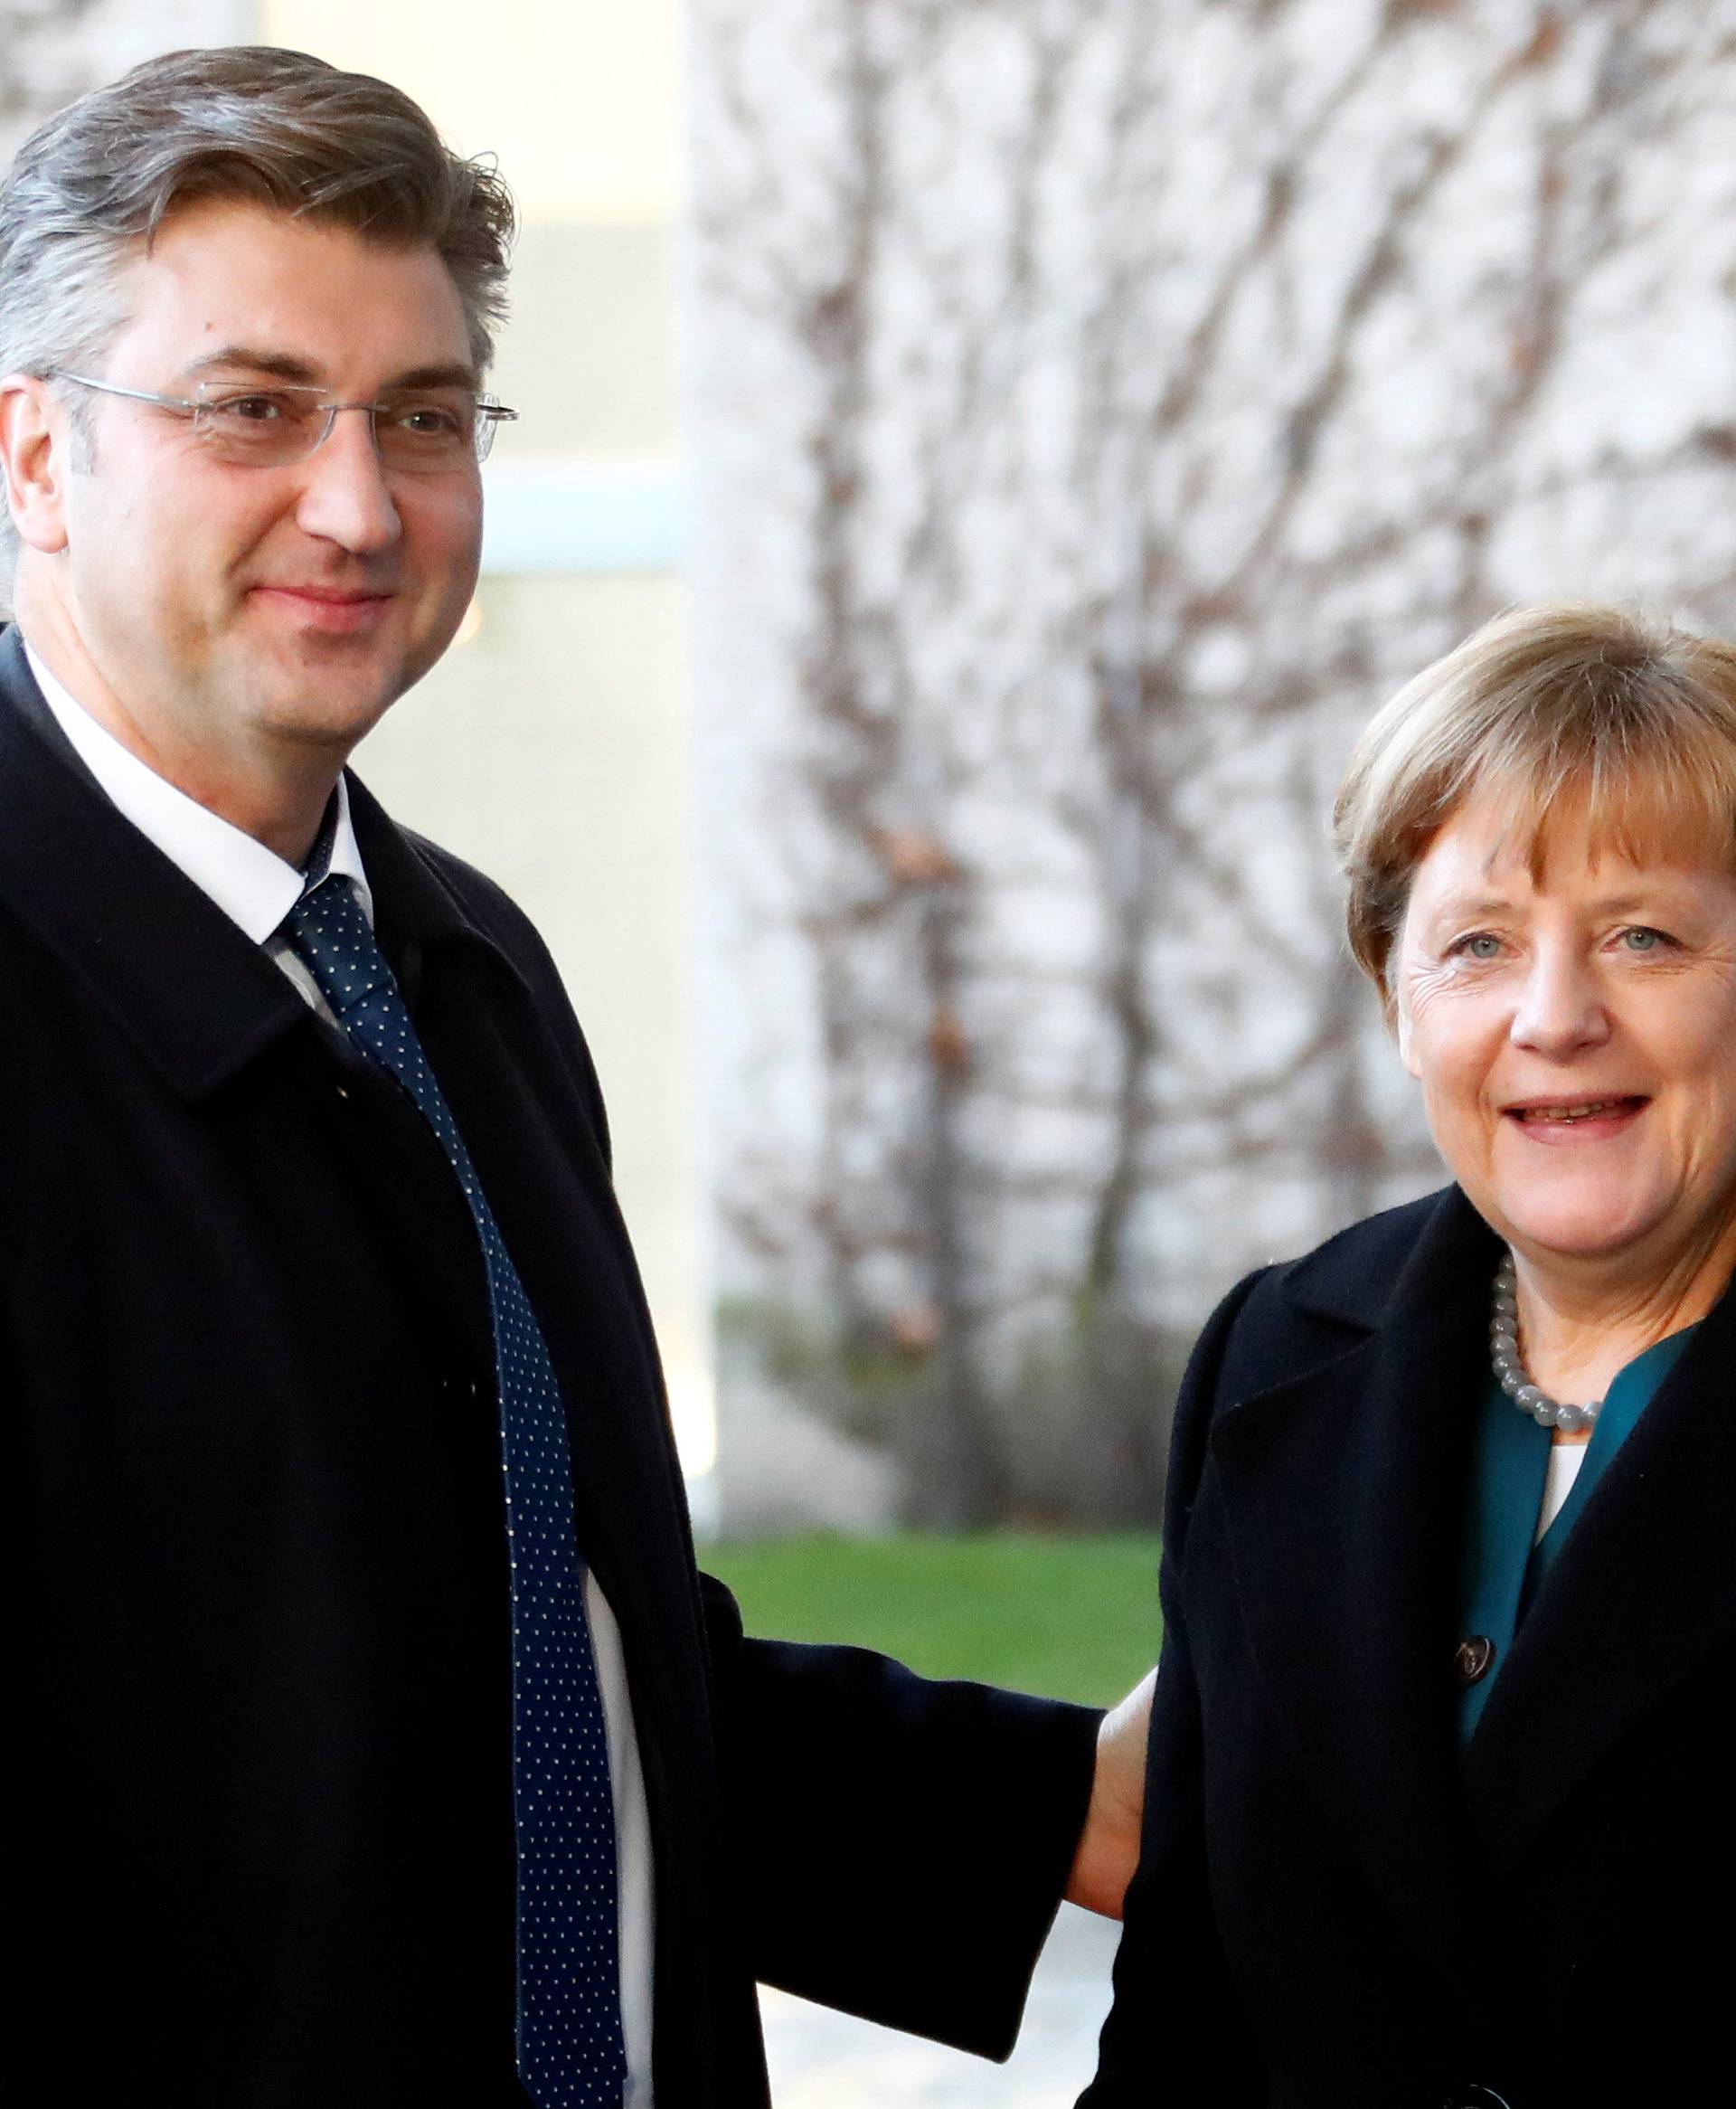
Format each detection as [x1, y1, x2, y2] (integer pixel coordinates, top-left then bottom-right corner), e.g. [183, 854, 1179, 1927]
[52, 368, 518, 471]
[0, 46, 1146, 2109]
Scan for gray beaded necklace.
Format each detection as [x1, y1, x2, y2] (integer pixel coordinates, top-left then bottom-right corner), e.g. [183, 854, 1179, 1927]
[1490, 1253, 1601, 1434]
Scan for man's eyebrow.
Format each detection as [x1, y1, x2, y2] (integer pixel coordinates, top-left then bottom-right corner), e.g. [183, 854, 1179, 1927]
[385, 362, 484, 392]
[182, 348, 482, 392]
[184, 347, 323, 383]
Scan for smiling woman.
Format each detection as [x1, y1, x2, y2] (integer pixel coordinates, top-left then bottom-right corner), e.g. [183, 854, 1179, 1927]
[1081, 601, 1736, 2109]
[1335, 604, 1736, 1413]
[1392, 791, 1736, 1393]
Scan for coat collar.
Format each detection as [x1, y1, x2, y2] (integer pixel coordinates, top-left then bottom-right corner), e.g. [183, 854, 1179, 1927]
[1210, 1184, 1496, 1960]
[1215, 1178, 1736, 1908]
[0, 624, 517, 1097]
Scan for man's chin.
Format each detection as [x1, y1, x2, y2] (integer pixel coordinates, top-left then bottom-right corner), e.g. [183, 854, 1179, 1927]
[249, 669, 408, 752]
[232, 610, 450, 745]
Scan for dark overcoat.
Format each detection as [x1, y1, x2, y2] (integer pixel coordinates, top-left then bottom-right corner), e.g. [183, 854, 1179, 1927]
[0, 630, 1097, 2106]
[1082, 1182, 1736, 2109]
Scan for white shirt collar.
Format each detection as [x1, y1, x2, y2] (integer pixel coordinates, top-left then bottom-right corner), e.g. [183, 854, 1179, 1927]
[24, 639, 373, 941]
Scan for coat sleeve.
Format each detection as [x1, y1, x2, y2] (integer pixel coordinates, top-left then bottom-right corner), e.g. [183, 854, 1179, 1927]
[700, 1574, 1101, 2060]
[1078, 1268, 1272, 2109]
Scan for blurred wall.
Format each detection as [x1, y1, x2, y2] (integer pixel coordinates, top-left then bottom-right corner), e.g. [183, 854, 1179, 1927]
[688, 0, 1736, 1526]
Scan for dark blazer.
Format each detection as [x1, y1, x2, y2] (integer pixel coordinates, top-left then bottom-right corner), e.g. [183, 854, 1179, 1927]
[1082, 1183, 1736, 2109]
[0, 630, 1098, 2107]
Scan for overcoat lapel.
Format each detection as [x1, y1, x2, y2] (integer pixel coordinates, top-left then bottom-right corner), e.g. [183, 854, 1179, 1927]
[1465, 1275, 1736, 1862]
[0, 627, 309, 1094]
[1211, 1187, 1499, 1962]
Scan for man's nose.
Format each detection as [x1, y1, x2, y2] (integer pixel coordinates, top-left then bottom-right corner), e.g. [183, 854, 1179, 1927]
[292, 406, 401, 553]
[1510, 947, 1610, 1055]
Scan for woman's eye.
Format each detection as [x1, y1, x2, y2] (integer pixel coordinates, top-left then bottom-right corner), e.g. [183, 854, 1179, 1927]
[1453, 932, 1503, 960]
[1618, 925, 1671, 952]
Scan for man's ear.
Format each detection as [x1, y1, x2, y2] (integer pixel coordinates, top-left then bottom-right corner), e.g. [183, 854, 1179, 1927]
[0, 374, 73, 555]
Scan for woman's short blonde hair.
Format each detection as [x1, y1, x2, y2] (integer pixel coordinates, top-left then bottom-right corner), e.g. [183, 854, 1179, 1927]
[1334, 601, 1736, 1018]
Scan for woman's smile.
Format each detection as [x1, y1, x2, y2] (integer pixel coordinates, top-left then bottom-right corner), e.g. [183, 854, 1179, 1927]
[1500, 1092, 1649, 1142]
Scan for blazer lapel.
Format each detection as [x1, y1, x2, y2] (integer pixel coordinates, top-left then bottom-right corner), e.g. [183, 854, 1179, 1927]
[1211, 1187, 1499, 1962]
[1465, 1279, 1736, 1862]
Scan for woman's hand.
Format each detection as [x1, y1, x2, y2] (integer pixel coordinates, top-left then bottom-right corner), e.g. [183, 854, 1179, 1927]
[1065, 1666, 1156, 1918]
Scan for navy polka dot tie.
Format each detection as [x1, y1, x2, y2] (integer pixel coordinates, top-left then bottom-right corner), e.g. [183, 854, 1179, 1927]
[288, 869, 627, 2109]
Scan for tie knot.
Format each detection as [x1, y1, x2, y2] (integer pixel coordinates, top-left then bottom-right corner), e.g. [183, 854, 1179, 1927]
[287, 874, 396, 1021]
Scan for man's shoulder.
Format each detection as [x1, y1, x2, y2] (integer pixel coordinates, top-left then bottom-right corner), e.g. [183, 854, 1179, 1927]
[343, 771, 563, 996]
[387, 819, 611, 1150]
[399, 825, 548, 962]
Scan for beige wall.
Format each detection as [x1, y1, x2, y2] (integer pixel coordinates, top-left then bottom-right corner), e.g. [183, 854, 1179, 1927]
[260, 1, 712, 1484]
[258, 1, 683, 225]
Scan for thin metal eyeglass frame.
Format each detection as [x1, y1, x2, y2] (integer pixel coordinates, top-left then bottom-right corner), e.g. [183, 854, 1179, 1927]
[49, 371, 518, 466]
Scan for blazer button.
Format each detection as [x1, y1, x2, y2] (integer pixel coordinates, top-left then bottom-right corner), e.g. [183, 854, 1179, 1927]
[1453, 1635, 1496, 1686]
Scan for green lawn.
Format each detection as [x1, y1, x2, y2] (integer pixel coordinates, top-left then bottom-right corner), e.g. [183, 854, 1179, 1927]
[704, 1531, 1164, 1709]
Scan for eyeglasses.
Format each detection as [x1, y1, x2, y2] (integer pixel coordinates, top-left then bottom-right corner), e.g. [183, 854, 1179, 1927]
[51, 372, 519, 470]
